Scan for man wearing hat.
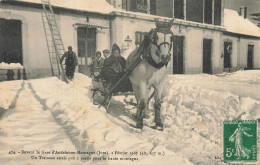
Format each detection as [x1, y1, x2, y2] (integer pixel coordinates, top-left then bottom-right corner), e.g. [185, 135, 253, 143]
[60, 46, 78, 80]
[102, 49, 110, 59]
[101, 44, 129, 92]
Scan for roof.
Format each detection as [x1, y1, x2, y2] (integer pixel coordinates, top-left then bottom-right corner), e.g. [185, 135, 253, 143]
[2, 0, 113, 15]
[224, 9, 260, 37]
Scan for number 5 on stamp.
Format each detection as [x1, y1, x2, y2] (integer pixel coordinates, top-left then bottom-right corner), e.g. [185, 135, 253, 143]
[223, 120, 257, 162]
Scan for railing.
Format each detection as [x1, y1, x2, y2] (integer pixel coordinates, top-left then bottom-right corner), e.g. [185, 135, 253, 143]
[0, 69, 26, 81]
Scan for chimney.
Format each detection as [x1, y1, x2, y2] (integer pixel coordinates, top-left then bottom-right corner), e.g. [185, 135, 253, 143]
[244, 7, 247, 19]
[239, 7, 247, 19]
[239, 8, 242, 16]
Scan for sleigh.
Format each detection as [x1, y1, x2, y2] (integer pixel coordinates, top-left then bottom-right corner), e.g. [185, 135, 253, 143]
[92, 19, 174, 130]
[91, 65, 138, 109]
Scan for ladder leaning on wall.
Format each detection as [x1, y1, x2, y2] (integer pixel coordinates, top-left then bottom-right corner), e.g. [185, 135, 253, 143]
[41, 0, 68, 83]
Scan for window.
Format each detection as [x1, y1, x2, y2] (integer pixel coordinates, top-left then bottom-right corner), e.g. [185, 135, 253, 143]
[129, 0, 148, 13]
[156, 0, 173, 17]
[214, 0, 222, 25]
[122, 0, 127, 10]
[186, 0, 203, 23]
[204, 0, 213, 24]
[150, 0, 156, 15]
[135, 32, 147, 47]
[174, 0, 184, 19]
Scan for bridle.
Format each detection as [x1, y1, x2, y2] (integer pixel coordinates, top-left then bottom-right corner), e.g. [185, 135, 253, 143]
[151, 29, 174, 64]
[141, 29, 174, 69]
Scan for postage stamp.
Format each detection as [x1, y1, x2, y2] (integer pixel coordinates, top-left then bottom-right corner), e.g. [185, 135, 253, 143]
[223, 120, 258, 163]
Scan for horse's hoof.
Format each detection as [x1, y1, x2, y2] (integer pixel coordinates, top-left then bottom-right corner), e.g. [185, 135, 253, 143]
[156, 122, 163, 128]
[136, 122, 143, 129]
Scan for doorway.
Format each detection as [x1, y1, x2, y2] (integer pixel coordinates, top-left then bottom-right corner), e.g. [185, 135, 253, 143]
[203, 39, 212, 74]
[0, 18, 23, 65]
[224, 42, 232, 68]
[247, 45, 254, 69]
[173, 36, 184, 74]
[77, 27, 96, 76]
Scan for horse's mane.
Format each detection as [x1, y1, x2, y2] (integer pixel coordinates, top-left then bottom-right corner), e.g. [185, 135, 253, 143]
[126, 32, 151, 70]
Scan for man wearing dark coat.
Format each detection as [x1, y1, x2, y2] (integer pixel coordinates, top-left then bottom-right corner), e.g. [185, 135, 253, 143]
[60, 46, 78, 80]
[101, 44, 130, 93]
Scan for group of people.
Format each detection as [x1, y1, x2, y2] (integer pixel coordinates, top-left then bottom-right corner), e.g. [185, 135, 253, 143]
[91, 44, 128, 92]
[60, 44, 128, 92]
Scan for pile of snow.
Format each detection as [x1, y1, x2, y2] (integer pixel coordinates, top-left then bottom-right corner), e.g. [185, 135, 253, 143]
[1, 70, 259, 164]
[217, 70, 260, 85]
[0, 80, 24, 110]
[155, 77, 259, 163]
[0, 62, 24, 69]
[27, 74, 192, 164]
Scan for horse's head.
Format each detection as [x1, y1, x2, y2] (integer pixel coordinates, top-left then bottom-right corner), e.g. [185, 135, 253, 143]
[142, 20, 174, 66]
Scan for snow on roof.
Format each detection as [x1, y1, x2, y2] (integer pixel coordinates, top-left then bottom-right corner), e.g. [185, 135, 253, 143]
[10, 0, 113, 15]
[224, 9, 260, 37]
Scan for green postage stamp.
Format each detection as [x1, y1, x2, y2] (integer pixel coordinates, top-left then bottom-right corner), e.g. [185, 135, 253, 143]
[223, 120, 258, 162]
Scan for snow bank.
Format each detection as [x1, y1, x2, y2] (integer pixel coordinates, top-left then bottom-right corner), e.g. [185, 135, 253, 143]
[0, 80, 24, 110]
[217, 70, 260, 85]
[146, 76, 259, 164]
[1, 70, 258, 164]
[0, 62, 24, 69]
[28, 74, 192, 164]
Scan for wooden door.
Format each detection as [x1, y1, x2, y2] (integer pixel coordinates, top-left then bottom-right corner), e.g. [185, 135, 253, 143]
[224, 42, 232, 68]
[173, 36, 184, 74]
[203, 39, 212, 74]
[77, 28, 96, 76]
[247, 45, 254, 69]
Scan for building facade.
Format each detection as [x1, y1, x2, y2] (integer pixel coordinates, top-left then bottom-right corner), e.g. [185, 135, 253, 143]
[110, 0, 225, 74]
[0, 0, 259, 79]
[223, 9, 260, 71]
[0, 0, 112, 78]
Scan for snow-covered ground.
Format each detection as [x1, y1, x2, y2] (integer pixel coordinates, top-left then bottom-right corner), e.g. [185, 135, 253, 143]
[0, 70, 259, 165]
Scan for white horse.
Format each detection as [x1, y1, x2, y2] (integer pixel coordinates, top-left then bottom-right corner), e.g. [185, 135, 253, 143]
[126, 21, 174, 129]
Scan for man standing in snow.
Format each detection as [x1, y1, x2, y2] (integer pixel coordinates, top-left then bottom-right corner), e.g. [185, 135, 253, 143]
[60, 46, 78, 80]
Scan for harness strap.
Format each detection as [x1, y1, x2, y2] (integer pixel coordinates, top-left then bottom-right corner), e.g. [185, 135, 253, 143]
[145, 53, 166, 69]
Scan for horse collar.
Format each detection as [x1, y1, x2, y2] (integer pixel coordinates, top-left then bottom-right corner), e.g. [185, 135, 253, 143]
[145, 52, 169, 69]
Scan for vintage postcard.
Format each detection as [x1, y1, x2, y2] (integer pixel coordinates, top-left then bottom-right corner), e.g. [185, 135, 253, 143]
[0, 0, 259, 164]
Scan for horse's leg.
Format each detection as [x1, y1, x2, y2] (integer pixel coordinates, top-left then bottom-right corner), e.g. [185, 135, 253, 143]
[144, 87, 151, 118]
[153, 84, 164, 128]
[136, 81, 148, 129]
[131, 83, 140, 118]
